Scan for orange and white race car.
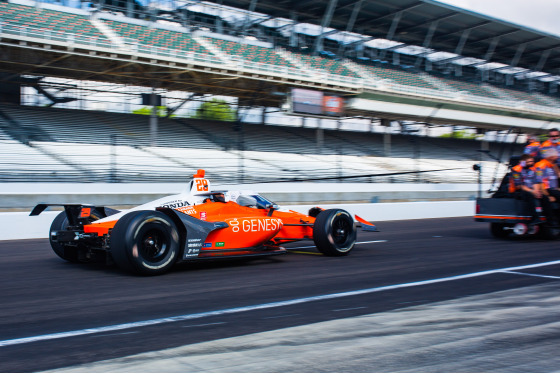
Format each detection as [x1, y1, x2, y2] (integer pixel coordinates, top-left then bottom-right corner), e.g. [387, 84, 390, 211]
[31, 170, 376, 275]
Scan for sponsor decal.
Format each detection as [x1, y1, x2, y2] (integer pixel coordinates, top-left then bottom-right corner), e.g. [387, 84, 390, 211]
[195, 179, 209, 192]
[216, 242, 225, 247]
[161, 200, 190, 209]
[176, 206, 197, 215]
[79, 207, 91, 218]
[200, 211, 207, 221]
[226, 218, 283, 233]
[229, 218, 240, 232]
[184, 248, 200, 258]
[203, 242, 212, 248]
[185, 239, 202, 257]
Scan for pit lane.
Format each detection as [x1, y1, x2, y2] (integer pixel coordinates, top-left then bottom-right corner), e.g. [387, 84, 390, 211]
[1, 217, 559, 372]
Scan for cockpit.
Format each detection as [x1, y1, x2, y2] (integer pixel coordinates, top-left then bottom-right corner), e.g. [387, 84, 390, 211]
[236, 194, 278, 210]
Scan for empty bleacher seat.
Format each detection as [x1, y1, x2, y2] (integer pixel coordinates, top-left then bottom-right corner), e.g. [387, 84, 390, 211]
[102, 19, 212, 56]
[0, 2, 108, 44]
[290, 51, 359, 78]
[0, 104, 521, 184]
[203, 37, 295, 69]
[364, 64, 436, 90]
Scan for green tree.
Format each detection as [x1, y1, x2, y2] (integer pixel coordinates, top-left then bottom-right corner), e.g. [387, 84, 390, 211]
[192, 99, 236, 122]
[440, 129, 479, 140]
[132, 106, 172, 117]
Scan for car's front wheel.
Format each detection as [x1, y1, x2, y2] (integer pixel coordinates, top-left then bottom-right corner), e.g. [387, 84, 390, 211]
[110, 210, 180, 275]
[313, 209, 356, 256]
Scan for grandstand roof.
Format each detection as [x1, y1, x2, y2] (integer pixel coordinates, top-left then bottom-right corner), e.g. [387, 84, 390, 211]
[208, 0, 560, 76]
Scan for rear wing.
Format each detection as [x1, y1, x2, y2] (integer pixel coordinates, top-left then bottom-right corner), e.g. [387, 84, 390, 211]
[30, 204, 119, 226]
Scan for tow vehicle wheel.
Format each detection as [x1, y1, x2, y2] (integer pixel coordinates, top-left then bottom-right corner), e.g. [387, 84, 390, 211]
[313, 209, 356, 256]
[527, 225, 539, 236]
[110, 210, 180, 275]
[539, 225, 560, 240]
[489, 223, 509, 238]
[49, 211, 79, 263]
[512, 223, 529, 236]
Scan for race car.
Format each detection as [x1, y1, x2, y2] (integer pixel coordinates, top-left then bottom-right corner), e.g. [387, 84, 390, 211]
[31, 170, 376, 275]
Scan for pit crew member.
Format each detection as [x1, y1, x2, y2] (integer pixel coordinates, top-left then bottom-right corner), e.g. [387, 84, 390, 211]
[523, 135, 541, 159]
[511, 154, 548, 225]
[539, 128, 560, 162]
[535, 149, 560, 225]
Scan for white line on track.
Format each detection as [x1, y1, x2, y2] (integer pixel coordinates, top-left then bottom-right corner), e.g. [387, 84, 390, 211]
[502, 270, 560, 280]
[1, 259, 560, 348]
[332, 306, 367, 312]
[262, 314, 301, 319]
[289, 240, 388, 250]
[92, 331, 139, 338]
[181, 322, 226, 328]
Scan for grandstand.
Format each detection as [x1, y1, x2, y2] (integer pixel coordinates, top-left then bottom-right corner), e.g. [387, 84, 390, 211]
[0, 0, 555, 188]
[0, 1, 110, 46]
[0, 103, 516, 184]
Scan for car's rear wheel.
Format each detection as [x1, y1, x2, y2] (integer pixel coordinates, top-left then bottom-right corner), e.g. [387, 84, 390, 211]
[49, 211, 79, 262]
[110, 210, 180, 275]
[313, 209, 356, 256]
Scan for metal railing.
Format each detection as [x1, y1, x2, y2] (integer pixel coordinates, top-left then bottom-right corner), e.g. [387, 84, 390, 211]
[0, 22, 114, 48]
[0, 135, 486, 184]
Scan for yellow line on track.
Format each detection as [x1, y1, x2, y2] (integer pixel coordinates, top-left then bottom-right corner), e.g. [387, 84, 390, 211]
[286, 250, 323, 256]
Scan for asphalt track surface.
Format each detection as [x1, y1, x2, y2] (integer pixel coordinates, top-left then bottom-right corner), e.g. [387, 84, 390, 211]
[1, 217, 560, 372]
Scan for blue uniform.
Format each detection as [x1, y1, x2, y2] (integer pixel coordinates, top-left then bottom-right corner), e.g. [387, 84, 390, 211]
[511, 164, 537, 191]
[523, 141, 541, 158]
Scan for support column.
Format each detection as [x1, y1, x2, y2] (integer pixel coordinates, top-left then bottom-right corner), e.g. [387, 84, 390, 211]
[316, 128, 324, 154]
[337, 0, 363, 55]
[289, 11, 297, 47]
[150, 88, 158, 147]
[384, 132, 391, 157]
[382, 119, 392, 157]
[380, 12, 402, 60]
[126, 0, 134, 18]
[314, 0, 338, 53]
[481, 133, 489, 151]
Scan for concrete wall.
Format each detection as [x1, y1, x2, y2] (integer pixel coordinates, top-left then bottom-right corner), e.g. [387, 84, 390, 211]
[0, 182, 488, 210]
[1, 201, 475, 241]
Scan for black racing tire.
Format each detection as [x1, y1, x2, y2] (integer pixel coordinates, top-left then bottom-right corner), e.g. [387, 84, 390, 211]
[49, 211, 79, 263]
[490, 223, 509, 238]
[313, 209, 356, 256]
[110, 210, 180, 275]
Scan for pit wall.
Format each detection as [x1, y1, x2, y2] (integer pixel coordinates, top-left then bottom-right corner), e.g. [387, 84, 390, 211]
[0, 182, 488, 210]
[0, 201, 475, 241]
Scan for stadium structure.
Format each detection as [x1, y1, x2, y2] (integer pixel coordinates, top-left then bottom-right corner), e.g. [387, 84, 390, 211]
[0, 0, 559, 185]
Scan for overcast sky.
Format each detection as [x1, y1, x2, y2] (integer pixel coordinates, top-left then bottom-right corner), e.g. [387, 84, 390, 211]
[436, 0, 560, 37]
